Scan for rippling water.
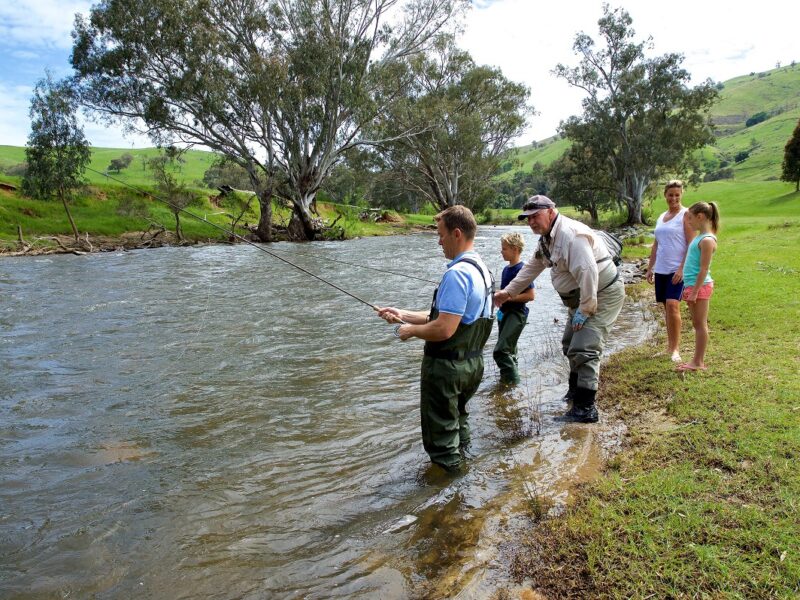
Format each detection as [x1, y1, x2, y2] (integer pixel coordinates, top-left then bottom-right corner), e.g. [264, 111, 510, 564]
[0, 227, 654, 598]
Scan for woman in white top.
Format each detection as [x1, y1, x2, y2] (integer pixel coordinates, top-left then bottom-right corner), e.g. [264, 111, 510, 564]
[645, 180, 695, 362]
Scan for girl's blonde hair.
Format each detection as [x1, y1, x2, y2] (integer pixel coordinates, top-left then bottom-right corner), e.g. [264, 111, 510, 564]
[500, 232, 525, 250]
[688, 201, 720, 233]
[664, 179, 683, 194]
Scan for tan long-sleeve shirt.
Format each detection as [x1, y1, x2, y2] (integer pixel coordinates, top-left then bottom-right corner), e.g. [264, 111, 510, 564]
[503, 213, 615, 316]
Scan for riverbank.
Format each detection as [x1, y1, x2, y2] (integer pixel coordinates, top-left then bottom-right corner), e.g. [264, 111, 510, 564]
[500, 217, 800, 596]
[0, 178, 436, 256]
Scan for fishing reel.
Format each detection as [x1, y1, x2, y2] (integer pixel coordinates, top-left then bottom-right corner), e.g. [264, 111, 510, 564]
[392, 318, 407, 339]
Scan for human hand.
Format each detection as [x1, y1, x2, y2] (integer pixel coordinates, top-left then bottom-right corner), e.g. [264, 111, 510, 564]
[671, 269, 683, 285]
[493, 290, 511, 307]
[396, 324, 413, 340]
[377, 306, 403, 324]
[572, 309, 588, 331]
[646, 268, 654, 284]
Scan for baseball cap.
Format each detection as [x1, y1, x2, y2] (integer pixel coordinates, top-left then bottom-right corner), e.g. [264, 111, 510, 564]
[518, 195, 556, 220]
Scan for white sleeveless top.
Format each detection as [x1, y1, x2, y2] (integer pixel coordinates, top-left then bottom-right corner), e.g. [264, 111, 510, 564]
[653, 208, 688, 274]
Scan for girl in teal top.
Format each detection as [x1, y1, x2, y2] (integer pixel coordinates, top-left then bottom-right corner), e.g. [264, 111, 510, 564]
[677, 202, 720, 372]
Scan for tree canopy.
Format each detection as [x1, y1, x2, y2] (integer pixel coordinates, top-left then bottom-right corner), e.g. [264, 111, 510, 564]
[22, 73, 91, 241]
[553, 5, 718, 224]
[372, 36, 531, 211]
[781, 118, 800, 191]
[547, 143, 617, 224]
[71, 0, 467, 240]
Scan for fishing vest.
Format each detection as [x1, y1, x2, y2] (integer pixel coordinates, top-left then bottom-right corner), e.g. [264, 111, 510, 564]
[423, 257, 495, 361]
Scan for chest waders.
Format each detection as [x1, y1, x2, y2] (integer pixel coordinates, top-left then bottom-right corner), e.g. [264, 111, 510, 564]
[420, 258, 494, 470]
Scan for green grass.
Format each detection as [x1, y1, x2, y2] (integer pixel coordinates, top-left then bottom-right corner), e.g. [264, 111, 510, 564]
[509, 180, 800, 597]
[0, 179, 258, 249]
[713, 65, 800, 123]
[0, 145, 219, 187]
[495, 137, 570, 179]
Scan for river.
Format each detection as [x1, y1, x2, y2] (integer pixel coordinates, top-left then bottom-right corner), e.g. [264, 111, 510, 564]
[0, 227, 655, 598]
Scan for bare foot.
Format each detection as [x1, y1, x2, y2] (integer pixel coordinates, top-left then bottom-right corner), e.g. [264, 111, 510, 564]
[676, 362, 707, 372]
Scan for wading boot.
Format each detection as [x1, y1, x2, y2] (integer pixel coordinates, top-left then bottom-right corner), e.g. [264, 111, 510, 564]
[556, 387, 599, 423]
[561, 372, 578, 403]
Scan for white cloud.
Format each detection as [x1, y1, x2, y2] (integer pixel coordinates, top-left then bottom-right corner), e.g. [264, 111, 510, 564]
[1, 0, 798, 149]
[0, 0, 91, 50]
[0, 85, 34, 146]
[461, 0, 800, 144]
[12, 50, 40, 60]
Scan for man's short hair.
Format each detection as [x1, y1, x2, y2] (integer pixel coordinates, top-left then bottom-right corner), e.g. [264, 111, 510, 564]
[435, 205, 477, 240]
[500, 232, 525, 250]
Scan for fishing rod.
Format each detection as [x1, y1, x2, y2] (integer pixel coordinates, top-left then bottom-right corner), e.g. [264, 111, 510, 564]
[263, 246, 438, 285]
[86, 166, 392, 315]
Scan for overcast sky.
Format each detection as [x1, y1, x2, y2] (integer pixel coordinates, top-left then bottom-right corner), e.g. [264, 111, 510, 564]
[1, 0, 798, 149]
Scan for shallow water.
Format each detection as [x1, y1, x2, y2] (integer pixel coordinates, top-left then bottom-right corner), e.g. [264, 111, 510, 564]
[0, 227, 654, 598]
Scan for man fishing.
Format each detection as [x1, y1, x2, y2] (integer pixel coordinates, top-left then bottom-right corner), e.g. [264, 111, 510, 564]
[377, 205, 494, 472]
[494, 195, 625, 423]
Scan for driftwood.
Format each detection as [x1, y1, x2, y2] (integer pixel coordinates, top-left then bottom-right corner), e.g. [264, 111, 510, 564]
[48, 236, 87, 255]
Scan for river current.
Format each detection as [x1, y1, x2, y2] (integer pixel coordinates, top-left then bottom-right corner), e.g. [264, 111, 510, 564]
[0, 226, 655, 598]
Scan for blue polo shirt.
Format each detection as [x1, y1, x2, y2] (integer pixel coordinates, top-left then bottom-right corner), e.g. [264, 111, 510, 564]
[435, 251, 493, 324]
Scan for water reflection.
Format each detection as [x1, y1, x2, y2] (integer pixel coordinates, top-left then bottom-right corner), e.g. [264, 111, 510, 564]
[0, 227, 654, 598]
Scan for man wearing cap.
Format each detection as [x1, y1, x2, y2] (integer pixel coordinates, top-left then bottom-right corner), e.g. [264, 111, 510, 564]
[377, 205, 494, 471]
[494, 195, 625, 423]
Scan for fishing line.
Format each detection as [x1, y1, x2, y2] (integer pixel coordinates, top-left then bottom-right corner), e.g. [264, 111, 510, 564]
[263, 246, 438, 285]
[86, 166, 391, 314]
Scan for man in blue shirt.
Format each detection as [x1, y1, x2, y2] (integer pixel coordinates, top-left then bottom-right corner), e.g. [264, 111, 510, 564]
[377, 206, 494, 472]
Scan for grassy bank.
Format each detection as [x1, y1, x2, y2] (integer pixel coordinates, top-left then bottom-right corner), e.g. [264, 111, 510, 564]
[510, 181, 800, 597]
[0, 173, 426, 253]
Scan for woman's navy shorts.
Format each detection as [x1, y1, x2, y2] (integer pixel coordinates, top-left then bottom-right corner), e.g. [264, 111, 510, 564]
[655, 272, 684, 303]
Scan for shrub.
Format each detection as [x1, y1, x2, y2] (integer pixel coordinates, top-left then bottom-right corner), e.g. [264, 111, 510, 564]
[703, 168, 735, 182]
[745, 112, 768, 127]
[3, 162, 28, 177]
[116, 195, 150, 218]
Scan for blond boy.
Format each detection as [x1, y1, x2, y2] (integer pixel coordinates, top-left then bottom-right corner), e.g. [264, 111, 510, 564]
[493, 232, 535, 384]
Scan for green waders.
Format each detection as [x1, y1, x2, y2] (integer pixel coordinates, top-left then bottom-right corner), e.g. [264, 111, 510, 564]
[492, 309, 527, 384]
[420, 256, 494, 470]
[421, 314, 493, 470]
[560, 270, 625, 392]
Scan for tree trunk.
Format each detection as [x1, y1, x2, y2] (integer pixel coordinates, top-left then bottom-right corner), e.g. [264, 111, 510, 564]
[288, 192, 321, 241]
[175, 213, 184, 241]
[623, 177, 647, 225]
[59, 190, 80, 241]
[254, 189, 273, 243]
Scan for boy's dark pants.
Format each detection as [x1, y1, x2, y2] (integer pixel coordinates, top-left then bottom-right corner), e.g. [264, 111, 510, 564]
[492, 310, 527, 384]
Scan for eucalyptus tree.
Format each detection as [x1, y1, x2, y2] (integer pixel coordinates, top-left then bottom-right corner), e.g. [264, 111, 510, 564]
[781, 118, 800, 191]
[149, 148, 194, 242]
[374, 36, 531, 210]
[554, 5, 718, 224]
[22, 73, 91, 242]
[547, 144, 617, 224]
[72, 0, 466, 241]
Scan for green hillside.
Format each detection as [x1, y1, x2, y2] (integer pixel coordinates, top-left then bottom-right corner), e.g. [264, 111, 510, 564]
[499, 64, 800, 182]
[712, 65, 800, 135]
[0, 145, 218, 188]
[496, 137, 570, 181]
